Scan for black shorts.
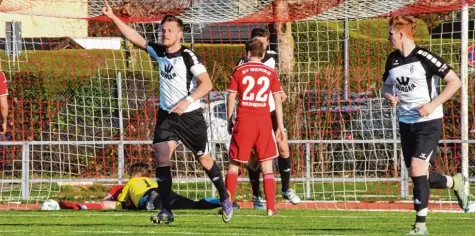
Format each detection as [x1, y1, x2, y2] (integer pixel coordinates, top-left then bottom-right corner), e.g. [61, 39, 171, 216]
[400, 119, 442, 168]
[153, 108, 208, 157]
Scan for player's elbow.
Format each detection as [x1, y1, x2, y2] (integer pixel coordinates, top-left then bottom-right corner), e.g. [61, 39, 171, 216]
[205, 80, 213, 93]
[453, 78, 462, 89]
[273, 94, 283, 105]
[197, 74, 213, 93]
[227, 93, 236, 101]
[280, 92, 287, 102]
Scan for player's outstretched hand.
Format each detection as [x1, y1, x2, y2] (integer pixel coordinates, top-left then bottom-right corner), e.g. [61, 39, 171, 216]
[170, 99, 191, 115]
[416, 103, 436, 118]
[102, 0, 115, 19]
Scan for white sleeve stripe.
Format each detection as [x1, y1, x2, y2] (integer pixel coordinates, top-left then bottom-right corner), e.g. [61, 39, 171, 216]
[228, 89, 237, 92]
[272, 91, 283, 94]
[190, 64, 207, 77]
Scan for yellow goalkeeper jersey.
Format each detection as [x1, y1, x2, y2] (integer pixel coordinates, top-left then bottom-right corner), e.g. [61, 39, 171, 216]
[115, 177, 157, 210]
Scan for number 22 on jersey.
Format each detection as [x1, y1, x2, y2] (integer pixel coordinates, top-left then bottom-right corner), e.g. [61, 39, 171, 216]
[242, 76, 270, 102]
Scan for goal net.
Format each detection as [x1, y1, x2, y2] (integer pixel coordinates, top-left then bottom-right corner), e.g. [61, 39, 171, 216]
[0, 0, 473, 211]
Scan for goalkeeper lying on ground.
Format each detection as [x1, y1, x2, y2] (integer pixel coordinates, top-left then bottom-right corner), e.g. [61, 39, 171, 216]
[60, 162, 240, 211]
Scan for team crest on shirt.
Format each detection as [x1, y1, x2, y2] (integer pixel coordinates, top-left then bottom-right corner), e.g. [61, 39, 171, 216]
[160, 61, 177, 80]
[395, 76, 416, 92]
[410, 65, 414, 74]
[393, 58, 399, 65]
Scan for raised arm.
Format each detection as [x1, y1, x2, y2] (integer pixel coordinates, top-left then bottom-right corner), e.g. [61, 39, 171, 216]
[102, 0, 147, 49]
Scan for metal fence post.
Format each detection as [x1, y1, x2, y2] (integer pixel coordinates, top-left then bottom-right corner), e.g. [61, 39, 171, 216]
[400, 152, 408, 199]
[305, 143, 311, 200]
[211, 142, 217, 197]
[116, 72, 125, 184]
[21, 143, 30, 200]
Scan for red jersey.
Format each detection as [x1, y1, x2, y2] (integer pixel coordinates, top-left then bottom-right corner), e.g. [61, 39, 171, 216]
[0, 71, 8, 97]
[228, 61, 282, 119]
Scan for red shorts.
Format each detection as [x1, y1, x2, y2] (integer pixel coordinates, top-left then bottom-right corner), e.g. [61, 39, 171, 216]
[228, 118, 278, 163]
[0, 72, 8, 97]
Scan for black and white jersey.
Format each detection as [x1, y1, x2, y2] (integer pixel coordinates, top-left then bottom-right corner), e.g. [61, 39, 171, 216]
[382, 46, 453, 123]
[146, 42, 207, 112]
[237, 51, 277, 111]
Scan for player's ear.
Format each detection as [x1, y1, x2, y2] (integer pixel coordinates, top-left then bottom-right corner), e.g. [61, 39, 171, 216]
[246, 51, 251, 60]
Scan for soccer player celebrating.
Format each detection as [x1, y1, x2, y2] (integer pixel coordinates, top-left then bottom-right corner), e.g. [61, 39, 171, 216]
[102, 0, 232, 224]
[225, 38, 285, 222]
[381, 15, 467, 234]
[237, 28, 301, 209]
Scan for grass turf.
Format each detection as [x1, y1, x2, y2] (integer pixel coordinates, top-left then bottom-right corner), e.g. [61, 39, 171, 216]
[0, 209, 473, 236]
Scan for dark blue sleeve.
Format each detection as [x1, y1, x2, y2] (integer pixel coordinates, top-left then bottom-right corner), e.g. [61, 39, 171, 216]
[146, 42, 165, 61]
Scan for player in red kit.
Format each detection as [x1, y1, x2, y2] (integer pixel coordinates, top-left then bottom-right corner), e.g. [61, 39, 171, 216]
[223, 38, 285, 222]
[0, 71, 8, 136]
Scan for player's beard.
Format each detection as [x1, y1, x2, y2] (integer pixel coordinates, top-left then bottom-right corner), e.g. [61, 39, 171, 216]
[163, 37, 180, 49]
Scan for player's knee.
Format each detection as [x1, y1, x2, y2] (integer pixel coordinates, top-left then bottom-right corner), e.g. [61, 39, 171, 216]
[277, 140, 290, 158]
[278, 148, 290, 159]
[228, 160, 240, 172]
[260, 160, 274, 174]
[198, 154, 214, 170]
[155, 155, 170, 167]
[410, 158, 429, 177]
[153, 142, 174, 166]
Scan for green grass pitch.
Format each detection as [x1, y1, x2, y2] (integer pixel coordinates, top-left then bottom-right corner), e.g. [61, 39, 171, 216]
[0, 209, 473, 236]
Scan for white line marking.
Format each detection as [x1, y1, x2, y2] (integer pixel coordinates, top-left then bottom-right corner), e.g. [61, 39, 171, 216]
[72, 230, 254, 235]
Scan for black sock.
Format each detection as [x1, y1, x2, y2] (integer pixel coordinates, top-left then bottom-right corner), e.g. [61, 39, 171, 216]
[248, 166, 261, 197]
[278, 156, 291, 192]
[428, 172, 447, 189]
[416, 215, 426, 224]
[205, 161, 229, 202]
[156, 166, 172, 211]
[412, 175, 430, 224]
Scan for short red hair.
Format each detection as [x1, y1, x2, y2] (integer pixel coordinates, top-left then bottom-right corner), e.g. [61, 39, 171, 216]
[389, 15, 417, 39]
